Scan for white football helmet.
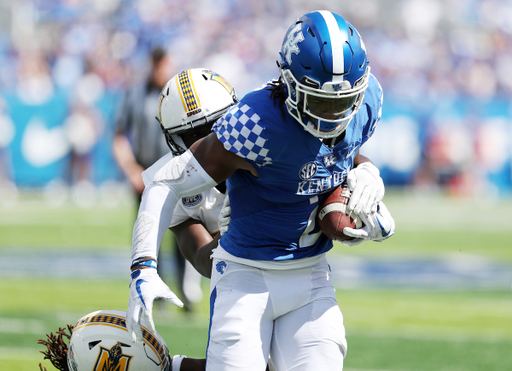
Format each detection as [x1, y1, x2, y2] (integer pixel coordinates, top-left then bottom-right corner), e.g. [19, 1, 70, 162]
[67, 310, 170, 371]
[157, 68, 238, 156]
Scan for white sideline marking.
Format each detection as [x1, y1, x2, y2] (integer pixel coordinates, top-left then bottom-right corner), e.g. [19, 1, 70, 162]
[0, 346, 41, 359]
[0, 318, 44, 334]
[349, 328, 511, 344]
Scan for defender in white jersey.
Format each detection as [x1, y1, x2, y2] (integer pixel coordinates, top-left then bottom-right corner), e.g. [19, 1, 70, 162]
[129, 68, 238, 371]
[136, 67, 236, 279]
[127, 11, 395, 371]
[38, 69, 238, 371]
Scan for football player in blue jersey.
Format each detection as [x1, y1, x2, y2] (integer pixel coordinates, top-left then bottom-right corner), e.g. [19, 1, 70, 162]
[127, 10, 395, 371]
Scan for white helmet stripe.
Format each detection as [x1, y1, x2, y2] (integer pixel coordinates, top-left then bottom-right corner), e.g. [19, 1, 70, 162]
[318, 10, 345, 82]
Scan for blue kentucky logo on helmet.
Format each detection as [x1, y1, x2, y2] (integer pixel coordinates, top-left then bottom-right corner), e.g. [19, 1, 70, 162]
[216, 261, 227, 275]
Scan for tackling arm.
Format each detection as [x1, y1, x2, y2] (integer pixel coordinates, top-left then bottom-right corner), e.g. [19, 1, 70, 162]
[128, 134, 255, 341]
[131, 149, 217, 261]
[127, 149, 217, 341]
[131, 133, 256, 261]
[171, 219, 218, 279]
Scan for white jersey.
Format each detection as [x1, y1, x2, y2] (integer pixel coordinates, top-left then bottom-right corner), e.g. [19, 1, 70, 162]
[142, 151, 226, 233]
[170, 187, 225, 233]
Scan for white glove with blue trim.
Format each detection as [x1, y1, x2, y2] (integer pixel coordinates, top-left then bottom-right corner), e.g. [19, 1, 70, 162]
[346, 162, 385, 216]
[218, 195, 231, 236]
[342, 201, 395, 247]
[126, 268, 183, 342]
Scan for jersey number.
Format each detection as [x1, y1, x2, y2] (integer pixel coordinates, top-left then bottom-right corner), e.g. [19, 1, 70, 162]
[299, 206, 323, 248]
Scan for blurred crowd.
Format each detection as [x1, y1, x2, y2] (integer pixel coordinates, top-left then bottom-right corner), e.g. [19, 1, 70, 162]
[0, 0, 511, 204]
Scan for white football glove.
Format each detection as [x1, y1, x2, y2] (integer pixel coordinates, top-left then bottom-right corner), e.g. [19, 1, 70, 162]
[346, 162, 385, 216]
[342, 201, 395, 247]
[218, 195, 231, 236]
[126, 268, 183, 342]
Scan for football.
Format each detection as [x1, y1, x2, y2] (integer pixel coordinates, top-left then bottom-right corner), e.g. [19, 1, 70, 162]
[316, 182, 363, 241]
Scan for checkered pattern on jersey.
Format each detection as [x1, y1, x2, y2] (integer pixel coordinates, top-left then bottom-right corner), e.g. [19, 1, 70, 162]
[178, 70, 201, 117]
[214, 104, 272, 166]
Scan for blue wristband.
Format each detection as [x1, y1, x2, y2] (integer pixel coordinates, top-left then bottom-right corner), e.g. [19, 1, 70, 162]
[131, 258, 157, 270]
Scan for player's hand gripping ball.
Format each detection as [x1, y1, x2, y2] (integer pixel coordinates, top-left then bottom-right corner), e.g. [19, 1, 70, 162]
[317, 182, 364, 242]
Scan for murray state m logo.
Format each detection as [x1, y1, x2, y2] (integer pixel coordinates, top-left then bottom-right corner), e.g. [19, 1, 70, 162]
[93, 343, 132, 371]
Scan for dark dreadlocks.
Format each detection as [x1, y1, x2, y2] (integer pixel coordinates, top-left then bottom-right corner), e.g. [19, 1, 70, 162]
[37, 325, 73, 371]
[266, 76, 287, 121]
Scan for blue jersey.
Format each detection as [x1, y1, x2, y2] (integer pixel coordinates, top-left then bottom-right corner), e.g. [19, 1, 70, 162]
[213, 74, 383, 261]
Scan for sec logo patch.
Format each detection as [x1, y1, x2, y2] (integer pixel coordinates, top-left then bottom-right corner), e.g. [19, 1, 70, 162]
[299, 162, 318, 180]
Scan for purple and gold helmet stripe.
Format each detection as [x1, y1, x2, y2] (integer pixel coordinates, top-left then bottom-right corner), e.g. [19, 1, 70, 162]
[177, 69, 202, 117]
[73, 313, 167, 363]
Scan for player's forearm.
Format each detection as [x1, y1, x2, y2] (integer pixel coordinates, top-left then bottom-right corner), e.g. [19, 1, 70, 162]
[132, 182, 180, 260]
[192, 236, 218, 278]
[132, 151, 217, 261]
[179, 357, 206, 371]
[353, 152, 374, 168]
[172, 221, 217, 279]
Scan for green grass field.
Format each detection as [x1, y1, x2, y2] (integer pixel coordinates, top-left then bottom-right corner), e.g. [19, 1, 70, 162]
[1, 190, 512, 371]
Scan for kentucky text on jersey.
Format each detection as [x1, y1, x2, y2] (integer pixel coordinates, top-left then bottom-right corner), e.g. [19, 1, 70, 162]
[297, 170, 349, 195]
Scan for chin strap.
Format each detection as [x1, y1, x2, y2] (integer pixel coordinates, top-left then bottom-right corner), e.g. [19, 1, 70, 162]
[157, 118, 186, 157]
